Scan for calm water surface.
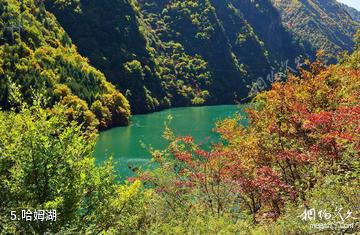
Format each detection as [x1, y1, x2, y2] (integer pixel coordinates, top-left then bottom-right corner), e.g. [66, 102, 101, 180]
[94, 105, 247, 177]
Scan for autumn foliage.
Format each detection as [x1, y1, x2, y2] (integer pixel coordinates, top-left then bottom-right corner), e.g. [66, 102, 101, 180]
[137, 48, 360, 231]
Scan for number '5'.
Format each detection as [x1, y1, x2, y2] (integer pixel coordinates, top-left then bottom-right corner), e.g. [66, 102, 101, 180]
[10, 211, 17, 220]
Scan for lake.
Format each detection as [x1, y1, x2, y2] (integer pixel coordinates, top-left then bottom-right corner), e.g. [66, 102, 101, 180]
[94, 104, 247, 177]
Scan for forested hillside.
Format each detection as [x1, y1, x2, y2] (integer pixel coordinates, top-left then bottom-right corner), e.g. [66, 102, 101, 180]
[2, 28, 359, 234]
[271, 0, 360, 61]
[45, 0, 170, 114]
[0, 0, 131, 130]
[1, 0, 359, 233]
[1, 0, 358, 122]
[339, 2, 360, 23]
[46, 0, 312, 114]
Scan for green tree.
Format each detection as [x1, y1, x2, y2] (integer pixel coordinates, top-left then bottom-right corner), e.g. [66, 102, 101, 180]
[0, 104, 146, 233]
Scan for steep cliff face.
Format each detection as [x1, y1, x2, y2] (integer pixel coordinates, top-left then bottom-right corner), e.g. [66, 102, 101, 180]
[271, 0, 360, 61]
[229, 0, 312, 63]
[138, 0, 249, 103]
[209, 0, 271, 80]
[138, 0, 311, 100]
[46, 0, 312, 112]
[45, 0, 168, 114]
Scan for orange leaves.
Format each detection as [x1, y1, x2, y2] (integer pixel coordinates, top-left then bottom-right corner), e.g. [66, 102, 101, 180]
[303, 111, 333, 129]
[252, 167, 290, 200]
[215, 116, 244, 141]
[174, 151, 193, 165]
[141, 50, 359, 223]
[215, 53, 359, 214]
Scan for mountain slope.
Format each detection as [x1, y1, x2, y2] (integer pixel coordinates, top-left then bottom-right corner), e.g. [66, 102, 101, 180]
[4, 0, 354, 119]
[0, 0, 130, 129]
[47, 0, 311, 112]
[140, 0, 312, 95]
[45, 0, 170, 114]
[138, 0, 250, 103]
[339, 2, 360, 23]
[271, 0, 360, 61]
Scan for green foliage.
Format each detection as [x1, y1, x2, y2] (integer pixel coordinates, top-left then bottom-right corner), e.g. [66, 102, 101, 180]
[47, 0, 312, 112]
[2, 0, 354, 117]
[251, 174, 359, 234]
[1, 1, 360, 233]
[134, 47, 360, 233]
[0, 104, 148, 234]
[271, 0, 360, 62]
[158, 42, 212, 106]
[0, 0, 131, 129]
[45, 0, 169, 114]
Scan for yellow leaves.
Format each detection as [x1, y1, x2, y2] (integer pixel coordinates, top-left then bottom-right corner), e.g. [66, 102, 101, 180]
[316, 50, 326, 60]
[163, 115, 175, 141]
[106, 180, 153, 232]
[54, 84, 72, 97]
[215, 116, 243, 141]
[113, 180, 142, 208]
[354, 29, 360, 47]
[44, 197, 64, 210]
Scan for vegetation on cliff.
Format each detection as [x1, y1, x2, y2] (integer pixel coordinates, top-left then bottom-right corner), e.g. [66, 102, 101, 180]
[46, 0, 312, 113]
[0, 0, 130, 129]
[271, 0, 360, 62]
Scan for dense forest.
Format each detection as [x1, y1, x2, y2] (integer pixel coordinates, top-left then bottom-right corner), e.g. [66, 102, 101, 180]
[272, 0, 360, 62]
[2, 0, 359, 120]
[0, 0, 359, 233]
[2, 0, 360, 122]
[1, 30, 359, 234]
[0, 0, 131, 130]
[45, 0, 316, 114]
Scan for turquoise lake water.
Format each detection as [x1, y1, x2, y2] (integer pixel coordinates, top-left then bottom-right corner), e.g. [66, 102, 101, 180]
[94, 105, 247, 177]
